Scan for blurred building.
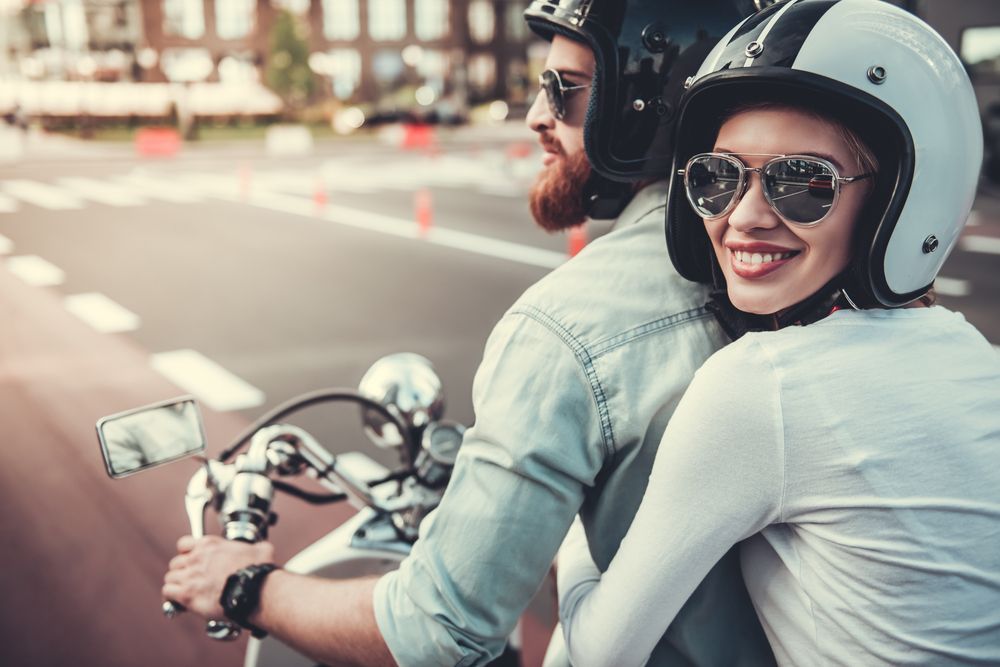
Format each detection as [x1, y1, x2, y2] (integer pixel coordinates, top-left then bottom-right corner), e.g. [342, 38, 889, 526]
[0, 0, 541, 119]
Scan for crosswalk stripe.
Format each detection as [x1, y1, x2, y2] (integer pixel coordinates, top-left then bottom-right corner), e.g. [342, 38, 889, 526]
[57, 177, 148, 207]
[3, 179, 84, 210]
[246, 191, 566, 269]
[64, 293, 141, 333]
[0, 193, 18, 213]
[5, 255, 65, 286]
[151, 349, 265, 412]
[115, 173, 204, 203]
[934, 276, 970, 297]
[0, 234, 12, 254]
[960, 235, 1000, 255]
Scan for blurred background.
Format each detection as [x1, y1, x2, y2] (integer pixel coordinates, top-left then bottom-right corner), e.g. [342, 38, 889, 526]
[0, 1, 997, 666]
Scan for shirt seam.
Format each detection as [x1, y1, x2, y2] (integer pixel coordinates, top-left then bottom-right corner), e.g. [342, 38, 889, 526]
[510, 305, 617, 458]
[749, 338, 820, 655]
[589, 306, 714, 358]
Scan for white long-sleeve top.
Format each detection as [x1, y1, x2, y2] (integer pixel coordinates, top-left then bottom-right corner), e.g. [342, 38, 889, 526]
[559, 307, 1000, 666]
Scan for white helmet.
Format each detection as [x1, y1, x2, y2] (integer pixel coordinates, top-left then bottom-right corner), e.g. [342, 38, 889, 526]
[665, 0, 982, 309]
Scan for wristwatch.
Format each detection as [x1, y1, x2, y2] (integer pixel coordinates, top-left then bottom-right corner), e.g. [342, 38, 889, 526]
[219, 563, 279, 638]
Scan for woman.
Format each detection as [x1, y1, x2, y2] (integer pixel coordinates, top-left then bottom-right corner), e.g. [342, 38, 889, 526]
[556, 1, 1000, 665]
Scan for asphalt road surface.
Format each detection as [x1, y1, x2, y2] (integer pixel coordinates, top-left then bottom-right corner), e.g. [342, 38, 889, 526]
[0, 124, 997, 667]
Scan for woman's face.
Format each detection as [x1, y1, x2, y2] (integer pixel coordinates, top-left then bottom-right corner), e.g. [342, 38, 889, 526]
[704, 108, 869, 315]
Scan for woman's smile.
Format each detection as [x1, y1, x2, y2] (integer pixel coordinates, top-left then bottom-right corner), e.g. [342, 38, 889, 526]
[726, 243, 801, 279]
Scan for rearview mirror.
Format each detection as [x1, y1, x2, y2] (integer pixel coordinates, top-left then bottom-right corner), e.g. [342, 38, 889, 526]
[96, 397, 207, 478]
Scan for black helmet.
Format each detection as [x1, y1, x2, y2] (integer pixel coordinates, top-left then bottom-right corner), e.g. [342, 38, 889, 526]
[524, 0, 768, 184]
[665, 0, 982, 316]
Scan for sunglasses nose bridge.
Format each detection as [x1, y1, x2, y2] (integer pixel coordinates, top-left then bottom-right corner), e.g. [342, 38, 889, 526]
[726, 166, 783, 231]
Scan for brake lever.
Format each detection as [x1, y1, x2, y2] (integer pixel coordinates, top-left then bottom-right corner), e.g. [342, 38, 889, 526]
[163, 460, 243, 641]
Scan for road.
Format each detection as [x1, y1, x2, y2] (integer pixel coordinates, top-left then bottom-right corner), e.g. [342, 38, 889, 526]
[0, 124, 997, 666]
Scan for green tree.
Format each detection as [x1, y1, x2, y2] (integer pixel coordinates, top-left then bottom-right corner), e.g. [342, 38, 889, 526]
[265, 9, 315, 114]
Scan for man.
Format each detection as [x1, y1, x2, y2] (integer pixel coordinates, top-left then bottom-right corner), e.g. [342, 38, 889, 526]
[163, 2, 776, 665]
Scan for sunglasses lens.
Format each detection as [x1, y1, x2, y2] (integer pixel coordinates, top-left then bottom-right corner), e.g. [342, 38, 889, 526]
[539, 70, 565, 119]
[763, 158, 836, 224]
[685, 155, 742, 218]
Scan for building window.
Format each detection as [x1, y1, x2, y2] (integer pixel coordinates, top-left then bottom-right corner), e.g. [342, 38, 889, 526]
[163, 0, 205, 39]
[328, 48, 362, 99]
[369, 0, 406, 41]
[373, 48, 404, 90]
[414, 0, 447, 41]
[218, 53, 259, 82]
[962, 26, 1000, 77]
[216, 0, 255, 40]
[506, 1, 529, 42]
[467, 52, 496, 93]
[468, 0, 494, 44]
[323, 0, 359, 40]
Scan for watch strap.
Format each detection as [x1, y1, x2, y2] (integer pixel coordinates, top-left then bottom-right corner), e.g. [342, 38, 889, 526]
[220, 562, 279, 638]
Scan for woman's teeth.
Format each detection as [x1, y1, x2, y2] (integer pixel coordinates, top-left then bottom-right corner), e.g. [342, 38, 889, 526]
[732, 249, 796, 265]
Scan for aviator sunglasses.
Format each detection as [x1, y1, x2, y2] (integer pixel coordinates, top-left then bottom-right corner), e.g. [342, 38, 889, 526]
[538, 68, 590, 120]
[679, 152, 874, 226]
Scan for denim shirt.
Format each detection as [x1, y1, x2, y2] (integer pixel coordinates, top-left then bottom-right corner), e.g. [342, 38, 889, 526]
[373, 182, 775, 666]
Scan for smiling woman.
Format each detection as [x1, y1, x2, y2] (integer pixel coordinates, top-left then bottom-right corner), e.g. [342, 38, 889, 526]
[555, 2, 1000, 666]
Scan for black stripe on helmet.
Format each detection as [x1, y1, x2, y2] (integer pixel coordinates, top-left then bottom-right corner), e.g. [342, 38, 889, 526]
[710, 0, 838, 72]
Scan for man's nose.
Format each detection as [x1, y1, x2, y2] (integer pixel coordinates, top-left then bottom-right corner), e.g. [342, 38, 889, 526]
[526, 89, 553, 133]
[726, 173, 781, 232]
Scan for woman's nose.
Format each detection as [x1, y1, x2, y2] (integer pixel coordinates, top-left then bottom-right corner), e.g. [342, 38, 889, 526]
[726, 172, 781, 232]
[526, 89, 554, 133]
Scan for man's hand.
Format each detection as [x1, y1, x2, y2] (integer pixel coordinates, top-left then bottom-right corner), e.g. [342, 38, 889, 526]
[161, 535, 275, 619]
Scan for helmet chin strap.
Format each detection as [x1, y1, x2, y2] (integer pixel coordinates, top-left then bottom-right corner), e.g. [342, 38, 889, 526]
[582, 171, 635, 220]
[705, 253, 852, 340]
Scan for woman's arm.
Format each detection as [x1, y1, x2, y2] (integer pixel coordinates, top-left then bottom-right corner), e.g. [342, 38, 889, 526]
[560, 341, 786, 667]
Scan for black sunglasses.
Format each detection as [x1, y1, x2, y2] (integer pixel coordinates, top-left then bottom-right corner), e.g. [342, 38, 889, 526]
[538, 69, 590, 121]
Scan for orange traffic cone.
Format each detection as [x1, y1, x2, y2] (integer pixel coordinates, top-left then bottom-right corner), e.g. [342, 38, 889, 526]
[313, 175, 328, 212]
[415, 188, 433, 237]
[568, 224, 588, 257]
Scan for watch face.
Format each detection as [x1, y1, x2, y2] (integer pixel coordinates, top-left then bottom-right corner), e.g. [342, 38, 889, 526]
[221, 564, 277, 624]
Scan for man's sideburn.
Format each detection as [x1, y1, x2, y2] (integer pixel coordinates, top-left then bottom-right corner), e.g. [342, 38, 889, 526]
[529, 149, 592, 232]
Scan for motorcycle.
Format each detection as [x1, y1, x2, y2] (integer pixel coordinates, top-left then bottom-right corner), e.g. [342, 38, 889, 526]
[96, 352, 526, 667]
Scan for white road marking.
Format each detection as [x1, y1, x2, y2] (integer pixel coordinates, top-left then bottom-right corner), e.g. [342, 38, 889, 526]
[64, 293, 141, 333]
[151, 350, 265, 412]
[3, 179, 84, 210]
[960, 235, 1000, 255]
[0, 234, 12, 254]
[966, 210, 981, 226]
[5, 255, 65, 286]
[114, 172, 204, 203]
[0, 193, 18, 213]
[57, 177, 147, 207]
[246, 191, 566, 269]
[994, 344, 1000, 355]
[934, 276, 970, 297]
[178, 172, 240, 198]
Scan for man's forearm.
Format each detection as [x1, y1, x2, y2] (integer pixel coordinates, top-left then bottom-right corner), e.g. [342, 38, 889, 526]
[253, 571, 395, 667]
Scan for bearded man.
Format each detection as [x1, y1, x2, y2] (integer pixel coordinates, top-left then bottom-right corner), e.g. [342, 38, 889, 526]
[161, 2, 777, 665]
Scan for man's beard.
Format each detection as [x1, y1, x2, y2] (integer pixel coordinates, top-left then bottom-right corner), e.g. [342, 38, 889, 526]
[529, 148, 592, 232]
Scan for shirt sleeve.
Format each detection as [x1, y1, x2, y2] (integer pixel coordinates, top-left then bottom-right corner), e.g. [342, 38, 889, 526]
[374, 310, 608, 667]
[560, 338, 786, 667]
